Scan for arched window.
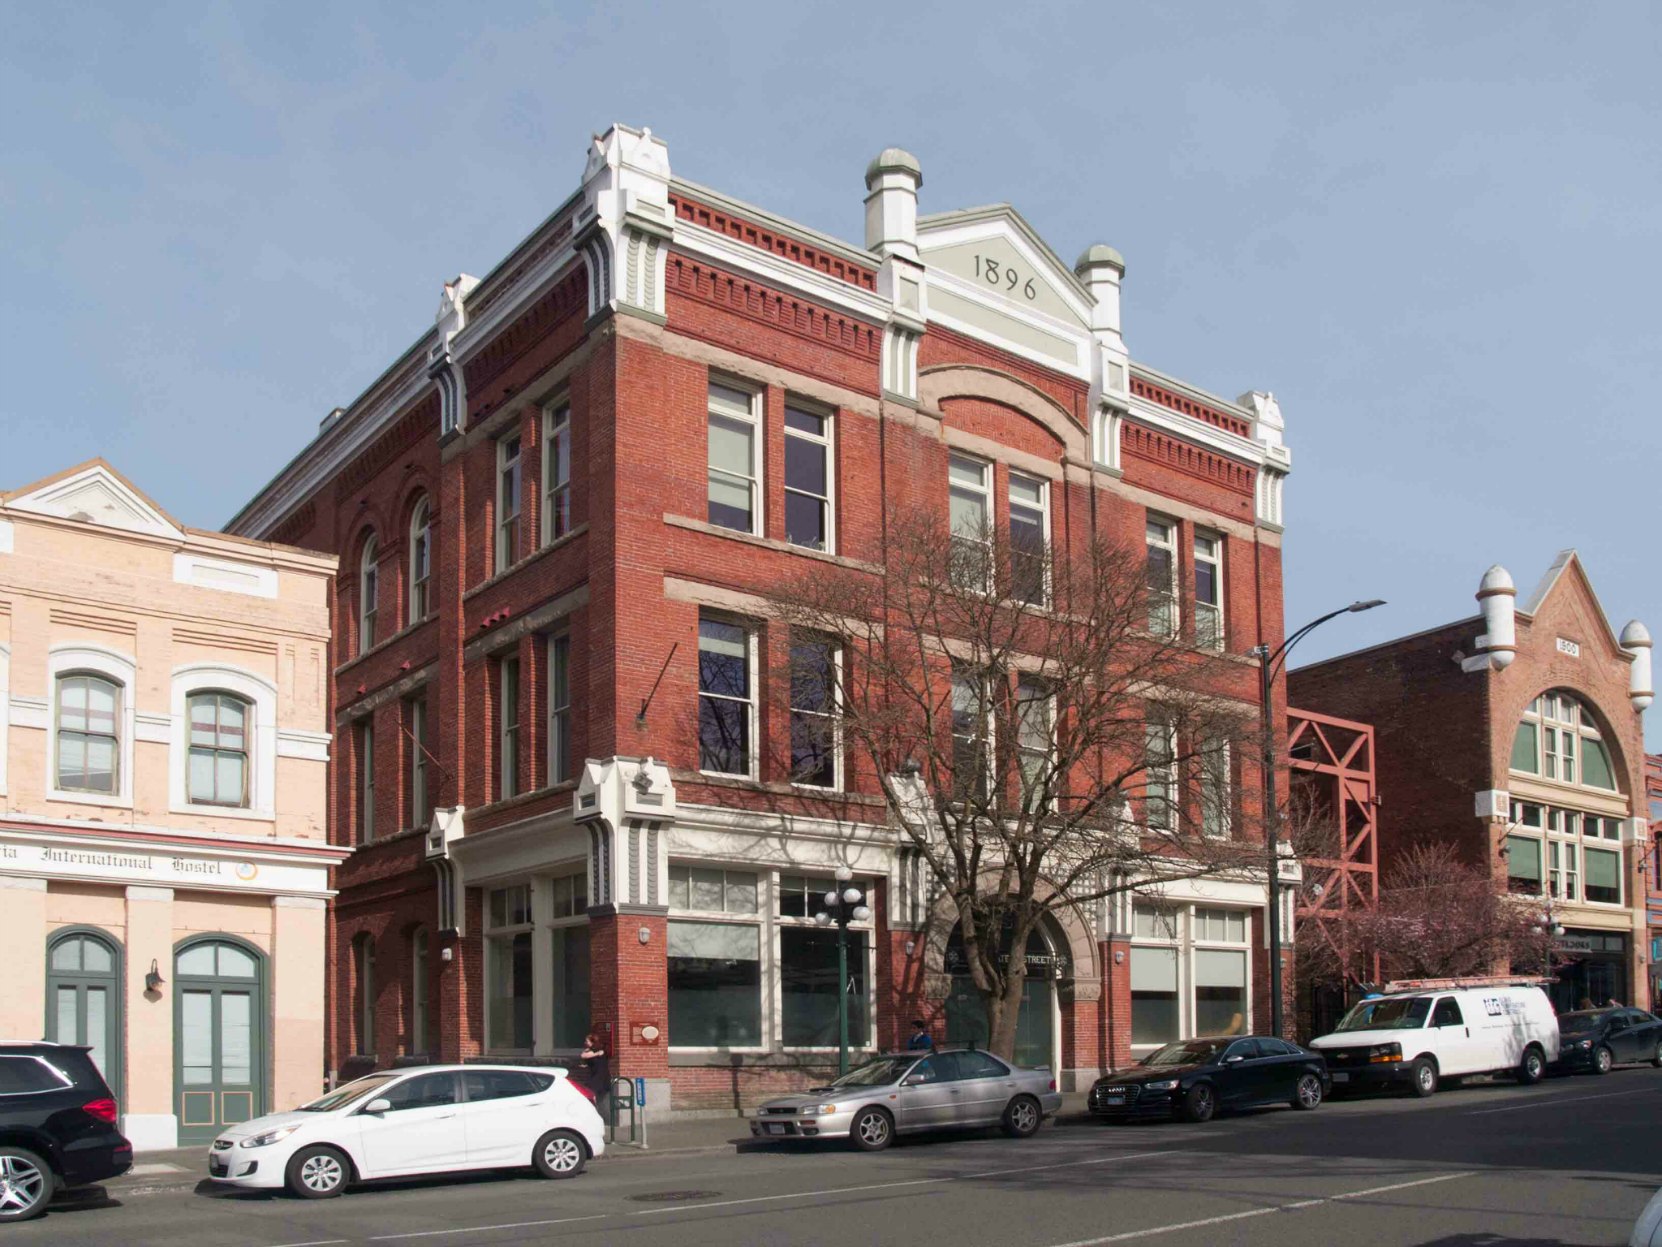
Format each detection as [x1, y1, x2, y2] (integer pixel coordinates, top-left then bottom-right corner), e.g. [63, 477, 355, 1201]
[408, 499, 432, 625]
[186, 691, 251, 807]
[359, 535, 379, 655]
[410, 928, 430, 1054]
[56, 673, 122, 794]
[1511, 691, 1618, 791]
[352, 934, 376, 1056]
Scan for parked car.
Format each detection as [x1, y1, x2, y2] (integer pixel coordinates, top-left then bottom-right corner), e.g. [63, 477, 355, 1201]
[1552, 1008, 1662, 1075]
[748, 1048, 1062, 1151]
[1632, 1185, 1662, 1247]
[207, 1065, 604, 1198]
[1087, 1036, 1330, 1124]
[0, 1041, 132, 1223]
[1309, 983, 1559, 1096]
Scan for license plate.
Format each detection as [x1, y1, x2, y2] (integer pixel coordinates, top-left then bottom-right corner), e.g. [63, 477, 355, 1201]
[1106, 1093, 1125, 1101]
[765, 1123, 787, 1135]
[1331, 1071, 1349, 1083]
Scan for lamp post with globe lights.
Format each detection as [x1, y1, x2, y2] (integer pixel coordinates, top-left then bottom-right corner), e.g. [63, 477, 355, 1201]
[1534, 903, 1565, 984]
[814, 865, 870, 1076]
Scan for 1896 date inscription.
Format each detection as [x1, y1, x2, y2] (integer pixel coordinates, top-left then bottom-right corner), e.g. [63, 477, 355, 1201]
[972, 254, 1038, 301]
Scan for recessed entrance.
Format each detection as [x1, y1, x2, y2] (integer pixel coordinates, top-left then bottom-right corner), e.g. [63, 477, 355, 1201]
[943, 918, 1062, 1070]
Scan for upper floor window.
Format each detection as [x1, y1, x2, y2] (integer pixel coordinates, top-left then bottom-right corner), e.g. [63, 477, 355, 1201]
[408, 499, 432, 624]
[1145, 714, 1177, 831]
[356, 717, 375, 843]
[56, 674, 121, 794]
[1009, 474, 1048, 607]
[1511, 692, 1617, 790]
[359, 535, 379, 655]
[548, 634, 573, 786]
[186, 691, 251, 807]
[543, 401, 572, 545]
[788, 635, 839, 789]
[408, 694, 431, 830]
[1015, 676, 1053, 806]
[1194, 532, 1223, 651]
[708, 382, 760, 535]
[950, 667, 992, 801]
[498, 656, 521, 801]
[352, 934, 376, 1056]
[1200, 740, 1231, 839]
[948, 453, 993, 592]
[784, 402, 832, 552]
[698, 616, 754, 777]
[496, 435, 523, 571]
[1145, 518, 1178, 638]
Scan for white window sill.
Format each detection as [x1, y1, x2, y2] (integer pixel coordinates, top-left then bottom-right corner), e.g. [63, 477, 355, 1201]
[169, 804, 275, 823]
[47, 789, 131, 809]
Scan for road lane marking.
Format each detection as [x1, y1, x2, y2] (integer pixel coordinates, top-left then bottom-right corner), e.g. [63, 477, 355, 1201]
[627, 1149, 1182, 1217]
[267, 1241, 349, 1247]
[368, 1216, 609, 1240]
[1467, 1087, 1659, 1115]
[1038, 1171, 1475, 1245]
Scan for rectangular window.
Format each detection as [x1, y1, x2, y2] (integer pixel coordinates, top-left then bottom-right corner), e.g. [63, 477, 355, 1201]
[496, 434, 522, 571]
[1506, 835, 1542, 894]
[1130, 946, 1179, 1045]
[1511, 721, 1539, 773]
[1201, 741, 1231, 839]
[1009, 473, 1048, 606]
[1145, 716, 1176, 831]
[499, 657, 520, 800]
[1549, 840, 1578, 901]
[707, 382, 760, 534]
[668, 920, 761, 1047]
[1145, 518, 1178, 637]
[357, 718, 375, 843]
[187, 692, 250, 807]
[783, 403, 832, 551]
[1194, 949, 1248, 1036]
[1514, 802, 1544, 828]
[1015, 676, 1053, 807]
[781, 927, 868, 1047]
[551, 924, 591, 1050]
[667, 865, 758, 914]
[948, 453, 992, 592]
[485, 885, 533, 1052]
[950, 668, 990, 801]
[788, 636, 838, 789]
[777, 874, 837, 919]
[56, 674, 121, 794]
[1194, 532, 1223, 650]
[542, 401, 571, 545]
[408, 695, 430, 830]
[1194, 907, 1248, 944]
[1133, 903, 1180, 941]
[697, 617, 754, 777]
[548, 635, 572, 786]
[1581, 737, 1616, 790]
[1584, 848, 1621, 905]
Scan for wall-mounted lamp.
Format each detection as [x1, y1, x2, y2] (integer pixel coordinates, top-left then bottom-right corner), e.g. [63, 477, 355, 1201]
[1112, 949, 1126, 965]
[440, 946, 454, 962]
[145, 960, 165, 992]
[638, 926, 652, 945]
[904, 940, 915, 956]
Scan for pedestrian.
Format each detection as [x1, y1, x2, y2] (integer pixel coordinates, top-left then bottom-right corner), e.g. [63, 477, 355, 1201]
[907, 1020, 934, 1050]
[579, 1029, 611, 1120]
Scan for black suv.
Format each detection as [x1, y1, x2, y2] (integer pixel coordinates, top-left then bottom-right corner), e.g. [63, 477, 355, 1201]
[0, 1042, 132, 1222]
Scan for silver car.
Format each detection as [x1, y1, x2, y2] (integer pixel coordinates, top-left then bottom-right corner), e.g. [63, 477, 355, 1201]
[748, 1048, 1063, 1151]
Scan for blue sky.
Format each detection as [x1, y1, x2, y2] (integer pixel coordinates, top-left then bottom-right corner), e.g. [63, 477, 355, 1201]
[2, 2, 1658, 746]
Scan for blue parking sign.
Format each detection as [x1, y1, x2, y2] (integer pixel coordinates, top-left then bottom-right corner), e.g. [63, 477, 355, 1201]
[635, 1076, 646, 1107]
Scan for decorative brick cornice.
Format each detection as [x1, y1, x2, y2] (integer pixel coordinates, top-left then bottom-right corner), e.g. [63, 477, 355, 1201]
[1129, 375, 1252, 438]
[466, 217, 576, 323]
[667, 255, 882, 363]
[333, 396, 437, 504]
[1121, 419, 1255, 495]
[269, 500, 317, 548]
[463, 268, 588, 397]
[669, 193, 877, 291]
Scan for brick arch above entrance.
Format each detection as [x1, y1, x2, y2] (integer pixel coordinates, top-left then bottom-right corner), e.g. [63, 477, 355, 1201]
[919, 883, 1102, 1004]
[918, 365, 1088, 463]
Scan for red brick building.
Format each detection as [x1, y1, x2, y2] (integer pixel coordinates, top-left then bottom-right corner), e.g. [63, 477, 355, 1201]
[1645, 753, 1661, 1010]
[1290, 555, 1654, 1012]
[227, 126, 1300, 1108]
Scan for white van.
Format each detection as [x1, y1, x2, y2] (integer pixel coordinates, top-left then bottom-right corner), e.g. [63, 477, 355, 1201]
[1309, 982, 1560, 1097]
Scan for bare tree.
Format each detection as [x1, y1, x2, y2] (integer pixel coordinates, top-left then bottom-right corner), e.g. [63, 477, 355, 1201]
[762, 507, 1268, 1060]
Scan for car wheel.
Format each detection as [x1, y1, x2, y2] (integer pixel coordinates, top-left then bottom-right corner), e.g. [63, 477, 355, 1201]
[285, 1146, 350, 1200]
[1516, 1045, 1545, 1085]
[1291, 1072, 1323, 1111]
[1592, 1045, 1613, 1076]
[1001, 1095, 1042, 1138]
[0, 1148, 54, 1223]
[533, 1129, 587, 1179]
[849, 1106, 894, 1152]
[1180, 1083, 1216, 1123]
[1409, 1058, 1438, 1098]
[1651, 1042, 1661, 1069]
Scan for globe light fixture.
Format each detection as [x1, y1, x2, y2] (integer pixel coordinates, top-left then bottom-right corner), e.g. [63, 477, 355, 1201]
[815, 866, 867, 1076]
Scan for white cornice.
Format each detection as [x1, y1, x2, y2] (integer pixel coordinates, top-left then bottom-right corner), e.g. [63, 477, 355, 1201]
[669, 177, 880, 272]
[450, 243, 584, 367]
[1124, 394, 1272, 468]
[670, 220, 891, 324]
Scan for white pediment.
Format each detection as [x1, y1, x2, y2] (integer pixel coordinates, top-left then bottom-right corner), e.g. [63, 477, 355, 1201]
[4, 463, 183, 540]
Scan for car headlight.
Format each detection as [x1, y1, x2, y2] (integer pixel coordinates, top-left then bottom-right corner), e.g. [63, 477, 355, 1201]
[1143, 1079, 1179, 1091]
[240, 1125, 301, 1148]
[1577, 1039, 1592, 1050]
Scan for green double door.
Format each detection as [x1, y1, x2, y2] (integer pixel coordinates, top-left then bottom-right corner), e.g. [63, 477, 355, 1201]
[175, 941, 266, 1144]
[46, 932, 121, 1096]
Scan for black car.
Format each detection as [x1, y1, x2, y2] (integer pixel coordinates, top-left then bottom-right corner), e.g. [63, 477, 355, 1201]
[1552, 1008, 1662, 1075]
[0, 1042, 132, 1222]
[1088, 1036, 1331, 1124]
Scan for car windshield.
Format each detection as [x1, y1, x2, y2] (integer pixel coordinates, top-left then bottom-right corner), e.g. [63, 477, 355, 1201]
[297, 1073, 401, 1112]
[1142, 1041, 1225, 1067]
[824, 1058, 914, 1088]
[1557, 1011, 1606, 1034]
[1334, 996, 1432, 1032]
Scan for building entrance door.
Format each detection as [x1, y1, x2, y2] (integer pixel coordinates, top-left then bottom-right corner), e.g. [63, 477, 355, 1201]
[45, 930, 122, 1097]
[945, 920, 1059, 1070]
[174, 939, 266, 1144]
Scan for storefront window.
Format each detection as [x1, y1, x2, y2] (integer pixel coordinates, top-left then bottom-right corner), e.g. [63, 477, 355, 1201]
[552, 925, 590, 1050]
[668, 920, 760, 1047]
[1131, 947, 1179, 1045]
[486, 885, 533, 1052]
[1130, 901, 1251, 1046]
[781, 927, 868, 1047]
[1194, 949, 1247, 1035]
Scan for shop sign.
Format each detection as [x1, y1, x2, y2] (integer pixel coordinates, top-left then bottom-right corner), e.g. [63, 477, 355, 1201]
[0, 835, 329, 896]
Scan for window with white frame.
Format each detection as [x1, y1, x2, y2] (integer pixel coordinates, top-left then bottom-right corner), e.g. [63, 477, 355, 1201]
[1130, 903, 1179, 1045]
[485, 884, 533, 1052]
[55, 674, 121, 795]
[542, 400, 572, 546]
[950, 667, 992, 801]
[359, 535, 379, 655]
[1015, 675, 1053, 808]
[1200, 740, 1231, 839]
[778, 876, 870, 1048]
[1511, 692, 1617, 790]
[667, 866, 761, 1047]
[548, 634, 573, 786]
[948, 453, 993, 592]
[1144, 714, 1176, 831]
[496, 434, 522, 571]
[697, 616, 754, 777]
[788, 635, 838, 789]
[1145, 517, 1177, 637]
[784, 402, 832, 552]
[1583, 846, 1622, 905]
[185, 691, 251, 807]
[1130, 901, 1250, 1047]
[409, 498, 432, 624]
[498, 656, 521, 800]
[408, 694, 430, 830]
[549, 870, 590, 1050]
[1193, 531, 1223, 650]
[707, 381, 760, 535]
[356, 717, 375, 844]
[1192, 907, 1249, 1035]
[1507, 800, 1625, 905]
[1009, 473, 1048, 606]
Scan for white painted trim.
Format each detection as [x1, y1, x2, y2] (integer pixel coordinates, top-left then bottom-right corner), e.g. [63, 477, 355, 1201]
[919, 212, 1097, 325]
[276, 728, 332, 762]
[168, 664, 278, 818]
[925, 267, 1091, 380]
[5, 464, 182, 540]
[9, 694, 48, 730]
[0, 642, 8, 796]
[0, 811, 346, 857]
[0, 518, 12, 553]
[46, 644, 137, 807]
[1126, 394, 1273, 468]
[670, 219, 891, 323]
[171, 552, 278, 599]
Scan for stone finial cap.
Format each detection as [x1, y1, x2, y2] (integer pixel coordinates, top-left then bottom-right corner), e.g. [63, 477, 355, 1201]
[1478, 564, 1515, 596]
[1620, 619, 1652, 648]
[1074, 244, 1126, 275]
[865, 147, 922, 189]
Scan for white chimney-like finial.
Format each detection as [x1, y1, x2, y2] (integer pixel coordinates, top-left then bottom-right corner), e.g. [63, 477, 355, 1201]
[865, 148, 922, 261]
[1460, 564, 1517, 673]
[1620, 619, 1653, 711]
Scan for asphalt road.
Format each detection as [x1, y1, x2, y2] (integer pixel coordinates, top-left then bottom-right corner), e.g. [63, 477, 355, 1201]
[16, 1067, 1662, 1247]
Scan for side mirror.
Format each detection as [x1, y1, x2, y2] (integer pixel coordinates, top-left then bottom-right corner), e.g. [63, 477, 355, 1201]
[901, 1074, 925, 1087]
[363, 1098, 392, 1115]
[1223, 1055, 1244, 1064]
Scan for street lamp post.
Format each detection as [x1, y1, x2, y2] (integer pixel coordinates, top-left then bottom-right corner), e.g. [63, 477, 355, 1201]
[1250, 599, 1385, 1039]
[1534, 904, 1565, 985]
[814, 865, 871, 1077]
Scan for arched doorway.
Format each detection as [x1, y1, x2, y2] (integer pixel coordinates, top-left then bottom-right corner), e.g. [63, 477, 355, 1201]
[943, 918, 1063, 1069]
[46, 929, 122, 1096]
[174, 937, 266, 1144]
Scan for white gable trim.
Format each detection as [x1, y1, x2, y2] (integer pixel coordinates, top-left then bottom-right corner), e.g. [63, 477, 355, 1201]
[6, 465, 182, 540]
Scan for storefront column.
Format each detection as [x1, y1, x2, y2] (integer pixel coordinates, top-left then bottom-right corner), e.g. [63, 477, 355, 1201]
[588, 907, 669, 1105]
[0, 877, 47, 1044]
[123, 885, 175, 1151]
[271, 896, 327, 1113]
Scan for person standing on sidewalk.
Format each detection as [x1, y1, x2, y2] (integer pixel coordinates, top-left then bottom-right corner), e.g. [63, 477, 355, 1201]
[579, 1030, 611, 1121]
[908, 1020, 934, 1050]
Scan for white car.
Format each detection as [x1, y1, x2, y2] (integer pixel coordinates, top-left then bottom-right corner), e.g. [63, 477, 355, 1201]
[207, 1065, 604, 1198]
